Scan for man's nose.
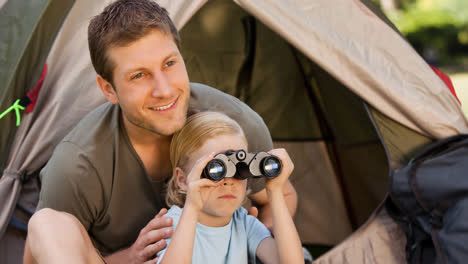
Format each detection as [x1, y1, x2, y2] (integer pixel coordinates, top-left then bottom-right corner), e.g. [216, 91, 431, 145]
[151, 71, 173, 97]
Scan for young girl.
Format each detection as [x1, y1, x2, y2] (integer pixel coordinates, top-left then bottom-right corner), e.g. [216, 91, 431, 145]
[157, 111, 303, 264]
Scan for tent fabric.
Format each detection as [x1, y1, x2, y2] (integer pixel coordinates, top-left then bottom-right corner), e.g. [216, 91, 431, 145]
[157, 0, 206, 29]
[274, 141, 352, 244]
[314, 203, 407, 263]
[430, 65, 460, 104]
[25, 64, 48, 114]
[0, 0, 107, 238]
[159, 0, 468, 139]
[0, 0, 75, 170]
[179, 1, 320, 140]
[234, 0, 468, 138]
[0, 174, 40, 264]
[0, 0, 74, 238]
[369, 107, 433, 169]
[179, 0, 388, 236]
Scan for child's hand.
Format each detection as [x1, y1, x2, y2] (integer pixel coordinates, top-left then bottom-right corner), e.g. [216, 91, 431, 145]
[264, 148, 294, 194]
[184, 153, 221, 212]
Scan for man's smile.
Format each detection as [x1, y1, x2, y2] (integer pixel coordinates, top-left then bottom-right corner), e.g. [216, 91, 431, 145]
[148, 97, 178, 112]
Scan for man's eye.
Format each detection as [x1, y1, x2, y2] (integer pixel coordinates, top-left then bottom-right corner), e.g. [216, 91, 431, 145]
[165, 61, 175, 67]
[132, 73, 143, 79]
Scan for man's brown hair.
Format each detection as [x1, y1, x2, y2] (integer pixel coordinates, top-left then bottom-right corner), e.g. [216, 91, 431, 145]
[88, 0, 181, 85]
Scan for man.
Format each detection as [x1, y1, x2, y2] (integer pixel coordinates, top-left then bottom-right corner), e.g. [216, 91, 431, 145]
[25, 0, 297, 263]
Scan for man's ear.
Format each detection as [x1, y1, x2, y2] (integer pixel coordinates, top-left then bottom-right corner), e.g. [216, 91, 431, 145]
[175, 167, 188, 192]
[97, 75, 119, 104]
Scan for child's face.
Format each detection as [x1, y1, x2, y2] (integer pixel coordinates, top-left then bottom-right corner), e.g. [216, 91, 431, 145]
[184, 134, 248, 219]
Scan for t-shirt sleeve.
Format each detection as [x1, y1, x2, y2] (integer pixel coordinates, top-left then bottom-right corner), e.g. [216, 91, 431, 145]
[245, 214, 272, 262]
[156, 207, 180, 264]
[156, 236, 171, 264]
[37, 141, 105, 230]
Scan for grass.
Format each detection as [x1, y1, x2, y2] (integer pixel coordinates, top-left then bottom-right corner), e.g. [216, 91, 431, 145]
[449, 72, 468, 117]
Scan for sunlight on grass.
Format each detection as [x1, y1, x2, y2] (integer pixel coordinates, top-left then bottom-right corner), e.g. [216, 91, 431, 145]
[450, 73, 468, 117]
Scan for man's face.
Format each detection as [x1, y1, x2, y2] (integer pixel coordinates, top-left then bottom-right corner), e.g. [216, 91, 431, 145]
[105, 30, 190, 137]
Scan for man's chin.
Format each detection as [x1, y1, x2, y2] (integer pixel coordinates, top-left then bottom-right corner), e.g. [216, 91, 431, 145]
[150, 121, 186, 136]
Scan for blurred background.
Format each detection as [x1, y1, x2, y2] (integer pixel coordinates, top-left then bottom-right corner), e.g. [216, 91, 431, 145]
[374, 0, 468, 115]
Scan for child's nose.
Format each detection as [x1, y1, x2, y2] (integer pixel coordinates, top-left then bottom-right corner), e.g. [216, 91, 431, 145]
[223, 178, 234, 186]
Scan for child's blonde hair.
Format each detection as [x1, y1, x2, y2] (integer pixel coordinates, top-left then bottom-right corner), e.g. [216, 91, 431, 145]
[166, 111, 247, 207]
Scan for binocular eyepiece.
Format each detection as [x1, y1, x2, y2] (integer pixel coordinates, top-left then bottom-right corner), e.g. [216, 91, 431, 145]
[202, 149, 282, 182]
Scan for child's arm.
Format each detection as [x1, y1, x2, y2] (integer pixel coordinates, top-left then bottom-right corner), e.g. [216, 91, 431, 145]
[158, 205, 198, 264]
[256, 149, 304, 264]
[159, 154, 219, 264]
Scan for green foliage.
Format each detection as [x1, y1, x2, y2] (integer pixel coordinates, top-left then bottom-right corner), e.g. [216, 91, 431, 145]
[439, 0, 468, 24]
[387, 0, 468, 65]
[389, 9, 456, 34]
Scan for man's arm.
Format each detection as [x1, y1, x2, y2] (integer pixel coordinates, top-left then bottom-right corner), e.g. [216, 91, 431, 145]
[104, 209, 173, 264]
[249, 180, 298, 233]
[36, 142, 103, 230]
[38, 142, 174, 264]
[24, 209, 106, 264]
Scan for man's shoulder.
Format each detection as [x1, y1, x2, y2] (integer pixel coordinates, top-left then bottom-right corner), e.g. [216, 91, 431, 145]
[189, 83, 273, 152]
[38, 103, 122, 215]
[189, 82, 245, 113]
[41, 102, 120, 183]
[61, 102, 119, 152]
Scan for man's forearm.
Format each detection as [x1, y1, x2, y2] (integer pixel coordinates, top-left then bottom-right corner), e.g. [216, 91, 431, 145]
[104, 248, 132, 264]
[251, 180, 298, 233]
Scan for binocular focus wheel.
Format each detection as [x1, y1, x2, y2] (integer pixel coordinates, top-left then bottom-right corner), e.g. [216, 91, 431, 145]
[236, 150, 246, 161]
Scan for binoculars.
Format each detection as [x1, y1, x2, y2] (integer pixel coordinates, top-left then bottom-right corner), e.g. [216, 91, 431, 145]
[202, 149, 282, 181]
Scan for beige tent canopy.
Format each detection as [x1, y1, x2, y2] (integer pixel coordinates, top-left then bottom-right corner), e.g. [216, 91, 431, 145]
[1, 0, 467, 263]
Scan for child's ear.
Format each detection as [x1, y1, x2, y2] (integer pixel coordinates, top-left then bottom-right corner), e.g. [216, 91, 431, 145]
[175, 167, 188, 192]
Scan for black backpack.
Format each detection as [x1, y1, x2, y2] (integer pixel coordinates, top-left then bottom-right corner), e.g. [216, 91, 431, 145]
[386, 134, 468, 264]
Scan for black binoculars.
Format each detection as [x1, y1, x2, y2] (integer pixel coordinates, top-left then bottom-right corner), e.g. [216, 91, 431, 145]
[202, 149, 282, 182]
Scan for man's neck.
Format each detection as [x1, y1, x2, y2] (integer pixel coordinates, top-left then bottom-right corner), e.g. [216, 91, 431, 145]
[122, 116, 173, 181]
[123, 116, 171, 146]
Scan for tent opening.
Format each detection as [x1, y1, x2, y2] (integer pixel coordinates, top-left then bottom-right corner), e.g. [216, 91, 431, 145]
[179, 0, 390, 253]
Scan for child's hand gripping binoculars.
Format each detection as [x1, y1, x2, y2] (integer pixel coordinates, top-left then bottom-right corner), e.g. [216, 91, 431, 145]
[202, 149, 282, 181]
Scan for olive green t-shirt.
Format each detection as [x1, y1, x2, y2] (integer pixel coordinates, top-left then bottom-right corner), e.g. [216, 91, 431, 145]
[37, 83, 273, 254]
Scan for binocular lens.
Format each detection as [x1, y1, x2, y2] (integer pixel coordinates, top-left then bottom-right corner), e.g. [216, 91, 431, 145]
[261, 157, 282, 178]
[204, 160, 226, 181]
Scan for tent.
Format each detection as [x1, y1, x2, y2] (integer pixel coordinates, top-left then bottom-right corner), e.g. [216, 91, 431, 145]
[1, 0, 467, 263]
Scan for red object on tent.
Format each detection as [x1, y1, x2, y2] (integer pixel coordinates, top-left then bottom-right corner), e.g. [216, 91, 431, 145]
[430, 65, 461, 105]
[25, 64, 47, 113]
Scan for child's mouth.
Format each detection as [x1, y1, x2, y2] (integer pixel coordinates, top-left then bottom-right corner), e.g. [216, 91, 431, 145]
[218, 194, 236, 199]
